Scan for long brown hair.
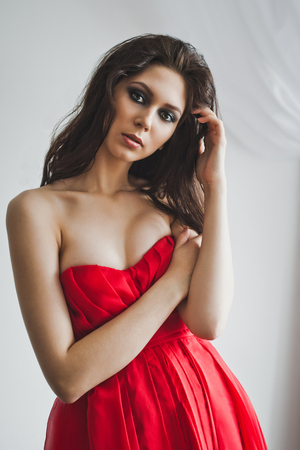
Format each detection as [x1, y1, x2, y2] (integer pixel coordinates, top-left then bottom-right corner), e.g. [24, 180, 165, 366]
[41, 34, 219, 234]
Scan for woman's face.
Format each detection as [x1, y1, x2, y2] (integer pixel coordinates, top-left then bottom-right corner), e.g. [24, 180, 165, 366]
[101, 65, 186, 162]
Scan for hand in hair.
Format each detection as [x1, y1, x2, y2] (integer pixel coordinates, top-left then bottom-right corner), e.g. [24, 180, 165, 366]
[193, 107, 227, 189]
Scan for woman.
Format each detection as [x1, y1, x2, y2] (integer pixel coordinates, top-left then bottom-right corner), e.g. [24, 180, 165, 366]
[6, 34, 267, 449]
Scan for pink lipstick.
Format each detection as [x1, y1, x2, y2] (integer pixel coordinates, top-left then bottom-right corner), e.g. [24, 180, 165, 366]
[122, 134, 143, 149]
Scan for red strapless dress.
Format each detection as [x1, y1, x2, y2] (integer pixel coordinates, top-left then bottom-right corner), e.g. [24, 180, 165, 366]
[44, 235, 267, 449]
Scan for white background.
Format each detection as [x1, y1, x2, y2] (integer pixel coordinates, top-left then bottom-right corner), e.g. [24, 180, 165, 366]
[1, 1, 299, 449]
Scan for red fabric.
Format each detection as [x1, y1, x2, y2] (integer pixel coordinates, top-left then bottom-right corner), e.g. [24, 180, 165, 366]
[44, 235, 267, 449]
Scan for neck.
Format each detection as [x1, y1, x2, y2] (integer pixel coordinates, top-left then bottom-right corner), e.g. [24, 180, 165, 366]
[76, 147, 136, 196]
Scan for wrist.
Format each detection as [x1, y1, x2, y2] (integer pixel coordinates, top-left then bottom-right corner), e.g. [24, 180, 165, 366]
[202, 177, 227, 195]
[162, 268, 190, 303]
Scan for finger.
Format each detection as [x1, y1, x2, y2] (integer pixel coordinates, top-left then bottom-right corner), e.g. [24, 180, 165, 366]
[194, 234, 203, 246]
[198, 116, 225, 137]
[197, 114, 221, 125]
[174, 227, 190, 249]
[190, 233, 203, 247]
[192, 106, 215, 116]
[199, 138, 205, 154]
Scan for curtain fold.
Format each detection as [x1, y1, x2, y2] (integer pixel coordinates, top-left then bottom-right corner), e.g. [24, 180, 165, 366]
[193, 0, 300, 160]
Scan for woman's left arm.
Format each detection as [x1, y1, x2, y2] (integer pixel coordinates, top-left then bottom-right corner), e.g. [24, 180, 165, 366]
[177, 107, 234, 340]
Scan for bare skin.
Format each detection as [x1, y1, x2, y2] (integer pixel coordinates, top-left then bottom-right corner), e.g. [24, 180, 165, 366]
[6, 65, 234, 404]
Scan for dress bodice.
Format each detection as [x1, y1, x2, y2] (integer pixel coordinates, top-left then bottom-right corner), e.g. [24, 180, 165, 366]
[59, 235, 179, 341]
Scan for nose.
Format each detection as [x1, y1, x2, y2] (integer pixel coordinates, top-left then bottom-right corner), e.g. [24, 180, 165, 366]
[134, 109, 154, 131]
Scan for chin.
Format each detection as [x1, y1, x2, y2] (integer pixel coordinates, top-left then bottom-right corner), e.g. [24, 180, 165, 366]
[112, 147, 152, 163]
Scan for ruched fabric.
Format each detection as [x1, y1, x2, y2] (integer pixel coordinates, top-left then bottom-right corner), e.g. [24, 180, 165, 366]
[44, 235, 267, 449]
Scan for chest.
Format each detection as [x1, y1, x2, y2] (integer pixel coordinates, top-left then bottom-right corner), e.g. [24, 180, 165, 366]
[58, 192, 172, 274]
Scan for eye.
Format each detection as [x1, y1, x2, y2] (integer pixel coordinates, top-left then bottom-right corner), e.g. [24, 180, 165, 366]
[159, 110, 176, 123]
[129, 89, 145, 104]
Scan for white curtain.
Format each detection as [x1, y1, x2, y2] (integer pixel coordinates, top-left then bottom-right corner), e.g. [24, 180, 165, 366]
[187, 0, 300, 160]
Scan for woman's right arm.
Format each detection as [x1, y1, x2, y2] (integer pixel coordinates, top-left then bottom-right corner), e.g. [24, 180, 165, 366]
[6, 190, 200, 404]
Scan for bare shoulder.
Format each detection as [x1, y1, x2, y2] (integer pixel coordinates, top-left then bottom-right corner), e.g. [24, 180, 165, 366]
[6, 185, 61, 211]
[6, 187, 59, 234]
[6, 187, 63, 264]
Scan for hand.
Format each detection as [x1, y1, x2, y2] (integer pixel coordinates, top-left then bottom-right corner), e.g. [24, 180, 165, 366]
[166, 228, 202, 299]
[192, 107, 227, 188]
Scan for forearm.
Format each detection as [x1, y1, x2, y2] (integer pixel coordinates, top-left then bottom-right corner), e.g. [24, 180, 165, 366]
[56, 272, 182, 403]
[184, 180, 234, 339]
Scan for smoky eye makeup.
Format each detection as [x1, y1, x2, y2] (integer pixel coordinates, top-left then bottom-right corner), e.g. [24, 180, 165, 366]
[159, 110, 176, 123]
[127, 87, 147, 104]
[127, 85, 178, 123]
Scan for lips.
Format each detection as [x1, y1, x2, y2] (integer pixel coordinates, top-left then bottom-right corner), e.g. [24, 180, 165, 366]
[123, 134, 143, 146]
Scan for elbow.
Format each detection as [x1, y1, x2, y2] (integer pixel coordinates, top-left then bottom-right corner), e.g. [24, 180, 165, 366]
[57, 390, 80, 405]
[202, 326, 224, 341]
[189, 317, 227, 341]
[192, 327, 223, 341]
[58, 379, 85, 404]
[182, 294, 233, 340]
[56, 387, 82, 405]
[50, 377, 83, 405]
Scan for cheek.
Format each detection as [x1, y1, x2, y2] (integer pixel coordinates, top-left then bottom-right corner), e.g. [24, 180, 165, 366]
[115, 96, 136, 120]
[160, 125, 177, 144]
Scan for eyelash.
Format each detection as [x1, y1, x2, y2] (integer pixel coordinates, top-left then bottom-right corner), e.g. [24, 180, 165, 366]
[128, 89, 176, 123]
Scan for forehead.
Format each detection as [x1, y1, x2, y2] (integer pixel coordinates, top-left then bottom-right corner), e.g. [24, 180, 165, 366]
[118, 65, 187, 111]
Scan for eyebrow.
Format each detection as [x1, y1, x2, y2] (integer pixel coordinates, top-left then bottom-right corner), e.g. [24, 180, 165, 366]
[129, 81, 182, 115]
